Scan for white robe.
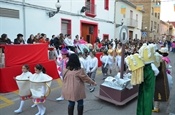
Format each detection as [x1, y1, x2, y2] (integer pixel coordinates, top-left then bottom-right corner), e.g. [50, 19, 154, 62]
[30, 72, 52, 98]
[15, 71, 32, 96]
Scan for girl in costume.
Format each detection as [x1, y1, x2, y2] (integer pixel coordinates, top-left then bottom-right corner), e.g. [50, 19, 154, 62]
[56, 48, 69, 101]
[30, 64, 52, 115]
[115, 42, 122, 71]
[14, 65, 35, 113]
[108, 43, 114, 75]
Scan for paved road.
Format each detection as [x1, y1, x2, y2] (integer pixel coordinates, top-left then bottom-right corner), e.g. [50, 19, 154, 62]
[0, 52, 174, 115]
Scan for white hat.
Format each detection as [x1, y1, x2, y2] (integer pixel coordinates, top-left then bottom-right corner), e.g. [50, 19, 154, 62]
[159, 47, 169, 54]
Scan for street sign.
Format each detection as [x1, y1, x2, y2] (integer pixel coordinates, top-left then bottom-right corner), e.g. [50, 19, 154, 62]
[119, 26, 129, 44]
[142, 32, 147, 38]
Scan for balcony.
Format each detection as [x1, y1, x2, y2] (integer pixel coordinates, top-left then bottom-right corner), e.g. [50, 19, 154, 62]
[85, 2, 96, 18]
[126, 18, 138, 28]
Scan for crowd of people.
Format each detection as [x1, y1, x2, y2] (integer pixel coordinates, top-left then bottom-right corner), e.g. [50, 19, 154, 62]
[1, 32, 174, 115]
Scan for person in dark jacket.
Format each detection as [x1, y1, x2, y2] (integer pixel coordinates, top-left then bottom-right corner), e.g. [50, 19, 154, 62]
[0, 33, 12, 44]
[27, 34, 35, 44]
[14, 34, 25, 44]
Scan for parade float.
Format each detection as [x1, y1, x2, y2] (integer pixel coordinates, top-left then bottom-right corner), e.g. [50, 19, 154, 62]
[96, 26, 139, 105]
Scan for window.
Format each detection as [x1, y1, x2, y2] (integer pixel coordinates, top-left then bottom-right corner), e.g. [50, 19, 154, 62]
[85, 0, 96, 17]
[130, 10, 133, 19]
[154, 21, 156, 30]
[0, 7, 19, 19]
[151, 21, 153, 31]
[158, 13, 160, 19]
[61, 19, 71, 35]
[136, 14, 138, 21]
[152, 7, 154, 15]
[155, 13, 157, 17]
[135, 34, 137, 39]
[123, 14, 125, 18]
[157, 24, 159, 33]
[103, 34, 109, 40]
[104, 0, 109, 10]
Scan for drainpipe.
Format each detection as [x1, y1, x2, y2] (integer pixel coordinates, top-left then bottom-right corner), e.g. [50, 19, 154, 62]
[114, 0, 117, 40]
[22, 0, 26, 42]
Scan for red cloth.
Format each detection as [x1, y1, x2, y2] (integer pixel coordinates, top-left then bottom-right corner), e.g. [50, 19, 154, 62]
[4, 44, 49, 67]
[96, 52, 103, 67]
[0, 60, 59, 93]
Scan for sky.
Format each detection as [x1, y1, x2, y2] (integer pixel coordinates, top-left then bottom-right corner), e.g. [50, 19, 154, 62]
[160, 0, 175, 21]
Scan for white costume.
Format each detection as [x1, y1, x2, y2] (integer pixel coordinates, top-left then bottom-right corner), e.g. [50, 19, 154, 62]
[15, 71, 32, 97]
[14, 71, 33, 113]
[30, 72, 52, 100]
[115, 48, 122, 70]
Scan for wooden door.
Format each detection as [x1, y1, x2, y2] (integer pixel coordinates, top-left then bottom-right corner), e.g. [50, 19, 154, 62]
[81, 24, 94, 43]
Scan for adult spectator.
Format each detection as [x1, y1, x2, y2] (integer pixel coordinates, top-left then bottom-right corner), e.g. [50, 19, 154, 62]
[64, 34, 75, 52]
[38, 33, 46, 43]
[14, 34, 25, 44]
[27, 34, 35, 44]
[50, 35, 55, 46]
[54, 34, 63, 50]
[0, 33, 12, 44]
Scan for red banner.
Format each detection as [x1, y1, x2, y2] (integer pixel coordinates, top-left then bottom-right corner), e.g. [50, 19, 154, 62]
[0, 60, 59, 93]
[4, 44, 49, 67]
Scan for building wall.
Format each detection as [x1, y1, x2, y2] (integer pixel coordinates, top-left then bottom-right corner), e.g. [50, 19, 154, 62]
[115, 1, 143, 40]
[0, 0, 115, 42]
[159, 20, 169, 38]
[128, 0, 161, 40]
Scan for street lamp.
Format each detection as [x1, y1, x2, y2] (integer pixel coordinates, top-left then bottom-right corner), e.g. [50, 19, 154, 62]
[47, 0, 61, 18]
[116, 19, 124, 28]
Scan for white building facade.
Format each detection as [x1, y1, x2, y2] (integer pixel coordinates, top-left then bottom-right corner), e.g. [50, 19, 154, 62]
[0, 0, 115, 44]
[115, 0, 143, 40]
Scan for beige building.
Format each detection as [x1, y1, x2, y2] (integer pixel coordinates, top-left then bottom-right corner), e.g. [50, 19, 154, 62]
[169, 22, 175, 39]
[159, 20, 169, 39]
[128, 0, 161, 40]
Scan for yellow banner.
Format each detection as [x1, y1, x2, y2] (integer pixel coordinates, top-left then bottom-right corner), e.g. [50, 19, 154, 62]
[174, 4, 175, 12]
[136, 5, 143, 11]
[120, 8, 126, 14]
[154, 6, 160, 13]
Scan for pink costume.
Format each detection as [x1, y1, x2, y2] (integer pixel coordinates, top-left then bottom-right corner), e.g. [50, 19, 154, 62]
[162, 57, 171, 74]
[57, 57, 69, 78]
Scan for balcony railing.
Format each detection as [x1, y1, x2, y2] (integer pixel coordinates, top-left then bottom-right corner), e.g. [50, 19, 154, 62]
[85, 2, 96, 17]
[127, 18, 138, 28]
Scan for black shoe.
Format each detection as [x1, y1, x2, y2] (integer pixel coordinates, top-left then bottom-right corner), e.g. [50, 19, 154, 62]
[89, 87, 95, 92]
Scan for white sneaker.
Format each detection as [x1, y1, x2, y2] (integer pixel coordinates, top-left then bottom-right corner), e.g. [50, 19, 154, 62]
[35, 111, 40, 115]
[31, 104, 36, 108]
[14, 109, 22, 113]
[56, 96, 64, 101]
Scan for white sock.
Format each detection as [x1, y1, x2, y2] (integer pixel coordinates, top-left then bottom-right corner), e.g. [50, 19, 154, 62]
[14, 100, 24, 113]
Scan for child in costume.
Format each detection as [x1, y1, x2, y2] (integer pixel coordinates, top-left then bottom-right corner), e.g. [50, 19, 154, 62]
[136, 43, 159, 115]
[100, 50, 109, 80]
[115, 43, 122, 71]
[152, 47, 173, 112]
[30, 64, 52, 115]
[14, 65, 35, 113]
[56, 48, 69, 101]
[87, 51, 98, 92]
[108, 43, 114, 75]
